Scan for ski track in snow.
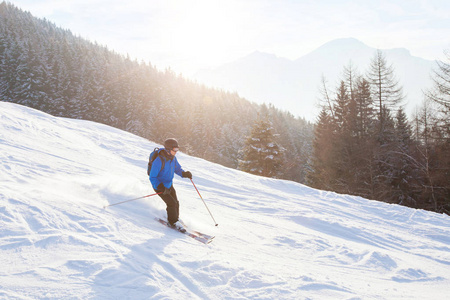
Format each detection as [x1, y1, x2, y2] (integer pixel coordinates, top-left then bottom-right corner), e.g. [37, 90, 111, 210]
[1, 102, 449, 299]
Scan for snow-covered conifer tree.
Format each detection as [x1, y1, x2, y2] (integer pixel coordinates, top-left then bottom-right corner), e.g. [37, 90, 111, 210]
[239, 116, 285, 178]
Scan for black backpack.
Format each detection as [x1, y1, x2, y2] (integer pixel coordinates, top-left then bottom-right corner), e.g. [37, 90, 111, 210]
[147, 148, 165, 175]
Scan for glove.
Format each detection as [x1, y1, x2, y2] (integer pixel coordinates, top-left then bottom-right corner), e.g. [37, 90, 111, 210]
[182, 171, 192, 179]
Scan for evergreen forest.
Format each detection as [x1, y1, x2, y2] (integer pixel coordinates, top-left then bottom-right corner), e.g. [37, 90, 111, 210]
[1, 2, 448, 214]
[310, 52, 449, 214]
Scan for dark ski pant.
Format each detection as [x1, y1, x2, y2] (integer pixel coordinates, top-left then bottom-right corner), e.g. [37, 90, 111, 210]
[155, 184, 179, 225]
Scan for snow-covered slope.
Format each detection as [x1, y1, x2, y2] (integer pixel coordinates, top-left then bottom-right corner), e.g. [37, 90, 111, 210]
[1, 102, 449, 299]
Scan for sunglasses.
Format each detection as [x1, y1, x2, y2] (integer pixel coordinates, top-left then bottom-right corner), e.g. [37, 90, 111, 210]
[172, 148, 179, 152]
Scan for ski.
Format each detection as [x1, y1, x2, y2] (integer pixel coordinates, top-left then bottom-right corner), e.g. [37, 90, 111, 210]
[155, 218, 214, 244]
[178, 220, 215, 241]
[190, 229, 215, 241]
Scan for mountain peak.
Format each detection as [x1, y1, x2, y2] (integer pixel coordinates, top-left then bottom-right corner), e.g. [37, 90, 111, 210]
[240, 50, 289, 62]
[320, 37, 368, 48]
[303, 38, 371, 58]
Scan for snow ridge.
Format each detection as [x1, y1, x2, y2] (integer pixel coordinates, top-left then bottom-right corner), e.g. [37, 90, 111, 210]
[1, 102, 449, 299]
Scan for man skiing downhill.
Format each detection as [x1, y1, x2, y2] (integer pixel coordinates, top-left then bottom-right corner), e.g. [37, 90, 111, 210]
[149, 138, 192, 231]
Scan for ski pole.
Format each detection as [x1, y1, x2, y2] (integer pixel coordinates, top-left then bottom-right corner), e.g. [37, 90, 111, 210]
[103, 192, 162, 209]
[190, 178, 218, 226]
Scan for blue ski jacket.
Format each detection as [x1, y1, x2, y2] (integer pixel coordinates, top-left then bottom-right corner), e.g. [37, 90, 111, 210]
[149, 149, 184, 190]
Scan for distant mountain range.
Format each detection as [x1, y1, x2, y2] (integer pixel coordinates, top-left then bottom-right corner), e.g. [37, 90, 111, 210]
[193, 38, 436, 121]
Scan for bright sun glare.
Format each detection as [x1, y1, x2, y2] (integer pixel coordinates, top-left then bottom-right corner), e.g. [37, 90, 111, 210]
[165, 1, 246, 68]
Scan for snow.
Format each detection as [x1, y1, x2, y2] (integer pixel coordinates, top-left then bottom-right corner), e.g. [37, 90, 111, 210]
[1, 102, 449, 299]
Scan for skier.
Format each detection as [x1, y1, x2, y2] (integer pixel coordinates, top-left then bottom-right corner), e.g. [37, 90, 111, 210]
[149, 138, 192, 231]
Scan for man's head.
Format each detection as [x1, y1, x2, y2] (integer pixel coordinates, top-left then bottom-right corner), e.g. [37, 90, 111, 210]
[164, 138, 179, 155]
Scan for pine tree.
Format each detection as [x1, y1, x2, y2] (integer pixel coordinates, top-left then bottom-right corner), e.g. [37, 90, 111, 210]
[415, 101, 450, 213]
[427, 50, 450, 112]
[239, 116, 285, 178]
[334, 80, 350, 131]
[426, 50, 450, 138]
[308, 108, 334, 190]
[390, 108, 416, 206]
[425, 50, 450, 213]
[330, 81, 353, 192]
[367, 50, 404, 135]
[372, 106, 398, 202]
[354, 77, 376, 139]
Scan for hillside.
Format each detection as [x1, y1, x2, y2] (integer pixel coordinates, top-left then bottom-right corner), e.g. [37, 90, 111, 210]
[194, 38, 436, 121]
[1, 102, 449, 299]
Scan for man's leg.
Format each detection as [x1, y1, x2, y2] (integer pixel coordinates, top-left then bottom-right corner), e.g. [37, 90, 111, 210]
[157, 185, 179, 225]
[169, 187, 179, 222]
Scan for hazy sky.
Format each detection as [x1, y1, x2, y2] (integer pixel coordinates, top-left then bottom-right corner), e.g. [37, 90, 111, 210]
[9, 0, 450, 76]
